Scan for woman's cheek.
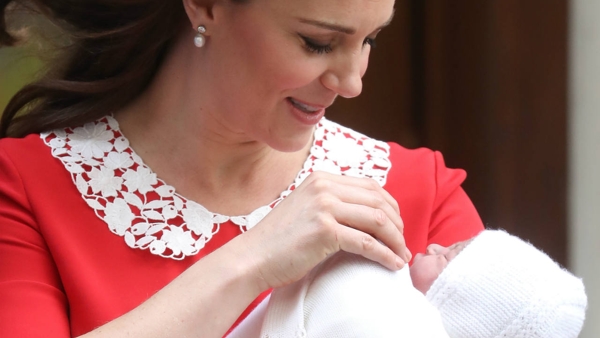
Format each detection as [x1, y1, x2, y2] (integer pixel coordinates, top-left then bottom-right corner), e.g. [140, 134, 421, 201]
[274, 58, 327, 92]
[359, 49, 370, 78]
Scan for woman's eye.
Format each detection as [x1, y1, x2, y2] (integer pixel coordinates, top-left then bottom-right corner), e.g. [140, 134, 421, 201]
[301, 36, 333, 54]
[300, 35, 377, 54]
[364, 37, 377, 48]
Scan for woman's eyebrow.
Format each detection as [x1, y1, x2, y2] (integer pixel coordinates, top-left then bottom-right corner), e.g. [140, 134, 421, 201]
[297, 9, 396, 35]
[298, 18, 356, 34]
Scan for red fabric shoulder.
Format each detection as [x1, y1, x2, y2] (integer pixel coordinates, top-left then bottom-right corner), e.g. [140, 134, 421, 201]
[384, 142, 484, 259]
[0, 135, 71, 338]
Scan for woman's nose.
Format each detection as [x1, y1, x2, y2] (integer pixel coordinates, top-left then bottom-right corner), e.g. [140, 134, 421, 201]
[320, 50, 367, 98]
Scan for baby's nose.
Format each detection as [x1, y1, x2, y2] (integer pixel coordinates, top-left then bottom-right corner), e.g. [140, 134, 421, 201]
[426, 244, 446, 255]
[426, 243, 444, 255]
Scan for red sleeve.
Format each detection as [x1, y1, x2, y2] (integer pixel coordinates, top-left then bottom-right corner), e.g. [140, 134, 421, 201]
[384, 143, 484, 256]
[426, 150, 484, 246]
[0, 145, 71, 337]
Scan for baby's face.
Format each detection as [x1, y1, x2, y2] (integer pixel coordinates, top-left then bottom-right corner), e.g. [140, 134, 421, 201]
[410, 240, 471, 294]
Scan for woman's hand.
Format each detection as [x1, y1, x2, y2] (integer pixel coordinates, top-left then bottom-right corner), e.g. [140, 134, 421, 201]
[241, 171, 411, 290]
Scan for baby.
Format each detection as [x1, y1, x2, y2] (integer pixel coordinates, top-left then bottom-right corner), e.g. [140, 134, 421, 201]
[230, 230, 587, 338]
[412, 230, 587, 337]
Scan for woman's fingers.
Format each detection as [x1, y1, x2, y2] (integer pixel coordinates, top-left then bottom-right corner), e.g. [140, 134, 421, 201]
[246, 171, 411, 289]
[334, 224, 406, 271]
[310, 172, 401, 215]
[324, 180, 405, 234]
[332, 202, 409, 262]
[303, 172, 409, 259]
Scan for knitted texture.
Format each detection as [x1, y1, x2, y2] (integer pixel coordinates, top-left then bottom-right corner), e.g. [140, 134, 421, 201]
[260, 252, 449, 338]
[426, 230, 587, 338]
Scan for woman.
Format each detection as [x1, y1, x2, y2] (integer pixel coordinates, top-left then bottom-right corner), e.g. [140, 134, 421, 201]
[0, 0, 483, 337]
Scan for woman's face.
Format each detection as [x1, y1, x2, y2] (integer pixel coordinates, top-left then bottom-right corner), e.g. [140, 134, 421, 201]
[410, 240, 471, 294]
[200, 0, 395, 151]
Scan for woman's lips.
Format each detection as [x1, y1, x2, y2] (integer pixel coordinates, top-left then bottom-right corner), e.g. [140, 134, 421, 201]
[287, 97, 323, 113]
[286, 97, 326, 125]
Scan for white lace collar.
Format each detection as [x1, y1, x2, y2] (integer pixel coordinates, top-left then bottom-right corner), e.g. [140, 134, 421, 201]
[41, 116, 392, 260]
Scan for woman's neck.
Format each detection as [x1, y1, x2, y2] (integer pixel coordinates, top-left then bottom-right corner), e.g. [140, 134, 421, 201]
[113, 34, 311, 215]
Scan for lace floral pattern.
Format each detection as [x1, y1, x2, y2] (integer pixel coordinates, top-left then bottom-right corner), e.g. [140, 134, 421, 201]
[41, 116, 392, 260]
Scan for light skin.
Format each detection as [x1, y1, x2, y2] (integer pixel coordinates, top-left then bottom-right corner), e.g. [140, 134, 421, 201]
[410, 240, 472, 294]
[82, 0, 407, 337]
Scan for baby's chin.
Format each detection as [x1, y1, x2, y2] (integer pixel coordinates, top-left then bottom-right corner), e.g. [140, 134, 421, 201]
[414, 279, 435, 295]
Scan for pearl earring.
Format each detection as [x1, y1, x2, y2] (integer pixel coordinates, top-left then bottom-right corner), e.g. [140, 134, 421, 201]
[194, 26, 207, 48]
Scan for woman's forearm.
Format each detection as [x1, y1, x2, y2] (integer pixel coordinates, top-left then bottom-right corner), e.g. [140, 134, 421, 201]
[80, 234, 264, 338]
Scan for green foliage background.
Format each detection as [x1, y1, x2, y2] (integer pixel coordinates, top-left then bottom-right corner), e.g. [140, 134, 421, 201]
[0, 47, 43, 117]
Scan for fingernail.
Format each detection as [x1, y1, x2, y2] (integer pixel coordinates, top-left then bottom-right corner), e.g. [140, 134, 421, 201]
[396, 257, 405, 269]
[406, 249, 412, 262]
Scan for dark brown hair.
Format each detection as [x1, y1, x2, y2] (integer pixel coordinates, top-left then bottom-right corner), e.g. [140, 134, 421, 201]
[0, 0, 188, 138]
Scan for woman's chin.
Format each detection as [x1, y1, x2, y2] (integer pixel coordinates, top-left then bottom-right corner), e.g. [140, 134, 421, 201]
[266, 132, 315, 154]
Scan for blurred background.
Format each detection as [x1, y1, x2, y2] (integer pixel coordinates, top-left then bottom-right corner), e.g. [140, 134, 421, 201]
[1, 0, 598, 336]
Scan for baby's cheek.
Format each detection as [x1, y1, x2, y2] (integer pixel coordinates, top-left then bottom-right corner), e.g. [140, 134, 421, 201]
[409, 266, 438, 294]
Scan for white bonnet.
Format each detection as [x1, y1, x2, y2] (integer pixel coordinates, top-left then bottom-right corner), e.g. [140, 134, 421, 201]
[425, 230, 587, 338]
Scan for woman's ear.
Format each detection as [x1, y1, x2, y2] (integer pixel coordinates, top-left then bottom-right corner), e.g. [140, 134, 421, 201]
[182, 0, 217, 32]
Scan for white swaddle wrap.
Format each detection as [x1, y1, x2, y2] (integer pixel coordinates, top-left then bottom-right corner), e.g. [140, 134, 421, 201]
[229, 251, 448, 338]
[229, 230, 588, 338]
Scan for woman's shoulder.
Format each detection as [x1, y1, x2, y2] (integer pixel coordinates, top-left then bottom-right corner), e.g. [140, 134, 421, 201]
[0, 133, 50, 165]
[386, 142, 466, 183]
[387, 142, 445, 168]
[319, 118, 466, 188]
[314, 120, 483, 266]
[384, 141, 469, 211]
[313, 119, 466, 193]
[0, 132, 45, 146]
[0, 133, 60, 230]
[0, 132, 69, 195]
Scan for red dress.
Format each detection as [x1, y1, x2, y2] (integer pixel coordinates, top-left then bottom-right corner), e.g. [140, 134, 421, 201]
[0, 118, 483, 337]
